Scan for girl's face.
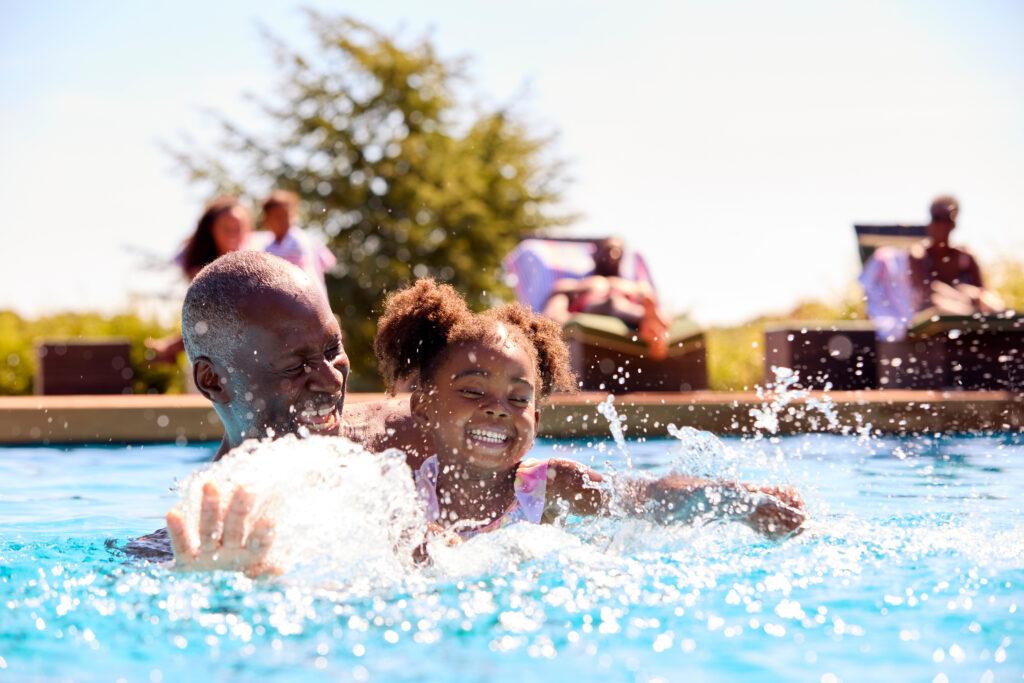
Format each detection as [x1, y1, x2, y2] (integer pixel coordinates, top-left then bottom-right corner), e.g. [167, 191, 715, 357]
[211, 206, 251, 255]
[413, 335, 540, 473]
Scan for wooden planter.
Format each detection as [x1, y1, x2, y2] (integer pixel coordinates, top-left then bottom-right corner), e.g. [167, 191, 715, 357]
[763, 322, 878, 390]
[36, 341, 134, 395]
[878, 313, 1024, 391]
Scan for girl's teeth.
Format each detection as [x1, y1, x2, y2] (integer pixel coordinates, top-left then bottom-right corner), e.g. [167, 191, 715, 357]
[469, 429, 508, 443]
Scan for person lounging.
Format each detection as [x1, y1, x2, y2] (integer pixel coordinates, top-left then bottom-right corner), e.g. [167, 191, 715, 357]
[541, 237, 672, 359]
[861, 195, 1004, 341]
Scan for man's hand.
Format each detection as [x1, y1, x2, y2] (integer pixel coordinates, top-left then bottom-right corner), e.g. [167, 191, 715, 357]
[166, 482, 281, 578]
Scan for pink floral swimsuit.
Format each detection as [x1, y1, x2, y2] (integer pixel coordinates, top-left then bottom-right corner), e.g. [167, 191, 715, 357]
[414, 456, 550, 539]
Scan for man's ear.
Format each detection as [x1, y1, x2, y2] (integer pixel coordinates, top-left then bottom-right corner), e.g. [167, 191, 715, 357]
[193, 357, 230, 404]
[409, 389, 431, 426]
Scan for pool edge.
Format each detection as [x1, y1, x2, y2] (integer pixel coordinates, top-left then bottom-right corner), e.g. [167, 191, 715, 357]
[1, 391, 1020, 444]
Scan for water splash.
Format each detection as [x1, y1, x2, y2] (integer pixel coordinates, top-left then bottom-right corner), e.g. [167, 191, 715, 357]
[174, 434, 426, 586]
[2, 435, 1023, 680]
[750, 366, 841, 436]
[665, 424, 737, 479]
[596, 394, 632, 470]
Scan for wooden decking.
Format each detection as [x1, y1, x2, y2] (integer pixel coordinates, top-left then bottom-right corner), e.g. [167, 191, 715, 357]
[0, 390, 1020, 445]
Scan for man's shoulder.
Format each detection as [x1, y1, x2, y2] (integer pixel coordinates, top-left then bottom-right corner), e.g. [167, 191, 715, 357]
[951, 245, 980, 264]
[344, 396, 411, 432]
[343, 396, 427, 465]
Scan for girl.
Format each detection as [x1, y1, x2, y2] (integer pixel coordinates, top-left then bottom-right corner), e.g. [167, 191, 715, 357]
[374, 280, 806, 540]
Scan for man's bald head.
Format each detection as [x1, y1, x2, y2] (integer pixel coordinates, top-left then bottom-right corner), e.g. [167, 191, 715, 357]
[182, 251, 318, 365]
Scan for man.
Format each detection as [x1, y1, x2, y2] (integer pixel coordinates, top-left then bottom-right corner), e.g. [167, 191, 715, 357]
[908, 195, 1004, 315]
[260, 190, 336, 298]
[126, 251, 424, 571]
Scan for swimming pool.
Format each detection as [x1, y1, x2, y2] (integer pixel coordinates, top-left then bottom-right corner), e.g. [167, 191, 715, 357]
[1, 431, 1022, 681]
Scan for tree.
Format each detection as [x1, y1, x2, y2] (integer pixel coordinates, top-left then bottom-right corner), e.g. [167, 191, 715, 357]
[172, 13, 572, 389]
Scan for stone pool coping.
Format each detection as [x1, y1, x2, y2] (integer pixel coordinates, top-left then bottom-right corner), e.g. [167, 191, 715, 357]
[0, 390, 1020, 444]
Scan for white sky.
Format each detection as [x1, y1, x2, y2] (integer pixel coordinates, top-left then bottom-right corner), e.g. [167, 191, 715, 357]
[2, 0, 1022, 325]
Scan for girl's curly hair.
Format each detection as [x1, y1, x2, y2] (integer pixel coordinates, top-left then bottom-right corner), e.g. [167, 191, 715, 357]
[374, 279, 577, 398]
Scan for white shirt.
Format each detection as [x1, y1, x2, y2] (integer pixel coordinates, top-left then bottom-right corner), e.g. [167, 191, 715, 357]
[258, 228, 336, 297]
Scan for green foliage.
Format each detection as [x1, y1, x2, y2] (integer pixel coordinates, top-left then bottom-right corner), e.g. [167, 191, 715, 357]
[991, 258, 1024, 311]
[172, 14, 570, 389]
[0, 311, 184, 395]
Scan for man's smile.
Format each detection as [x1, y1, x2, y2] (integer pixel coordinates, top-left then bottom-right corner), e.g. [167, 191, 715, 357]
[297, 402, 341, 434]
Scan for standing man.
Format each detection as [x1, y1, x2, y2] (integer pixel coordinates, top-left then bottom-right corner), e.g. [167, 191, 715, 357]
[261, 190, 336, 298]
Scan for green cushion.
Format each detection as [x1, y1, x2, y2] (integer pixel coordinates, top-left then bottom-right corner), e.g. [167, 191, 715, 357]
[763, 320, 876, 334]
[563, 313, 702, 348]
[908, 311, 1024, 337]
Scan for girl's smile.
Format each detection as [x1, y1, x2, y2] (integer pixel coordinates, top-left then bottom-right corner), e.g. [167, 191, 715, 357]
[413, 338, 539, 474]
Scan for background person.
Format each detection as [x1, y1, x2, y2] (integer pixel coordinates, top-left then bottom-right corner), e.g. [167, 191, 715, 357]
[542, 236, 671, 358]
[147, 196, 254, 363]
[861, 195, 1005, 341]
[908, 195, 1003, 315]
[260, 190, 336, 298]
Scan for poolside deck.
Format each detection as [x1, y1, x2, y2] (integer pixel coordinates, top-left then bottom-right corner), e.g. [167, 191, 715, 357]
[0, 390, 1020, 444]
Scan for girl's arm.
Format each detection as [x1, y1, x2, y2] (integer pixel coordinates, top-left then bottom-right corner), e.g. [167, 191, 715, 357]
[639, 475, 806, 539]
[542, 459, 606, 520]
[544, 460, 806, 539]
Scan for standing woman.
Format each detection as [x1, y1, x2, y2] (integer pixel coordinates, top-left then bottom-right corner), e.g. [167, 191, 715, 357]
[148, 197, 254, 363]
[178, 196, 253, 279]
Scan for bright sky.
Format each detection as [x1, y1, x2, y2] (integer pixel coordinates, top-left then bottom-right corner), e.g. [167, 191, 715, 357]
[2, 0, 1022, 325]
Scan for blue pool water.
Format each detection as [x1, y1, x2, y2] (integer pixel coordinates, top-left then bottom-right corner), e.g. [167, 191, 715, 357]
[1, 432, 1022, 682]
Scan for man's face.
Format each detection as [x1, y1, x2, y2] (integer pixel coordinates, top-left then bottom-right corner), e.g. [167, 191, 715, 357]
[593, 238, 624, 276]
[225, 287, 349, 441]
[929, 201, 958, 246]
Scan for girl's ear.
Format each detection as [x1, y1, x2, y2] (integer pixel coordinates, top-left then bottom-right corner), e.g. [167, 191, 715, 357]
[410, 388, 431, 426]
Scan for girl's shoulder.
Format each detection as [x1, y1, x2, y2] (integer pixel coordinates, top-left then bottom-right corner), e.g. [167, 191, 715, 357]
[514, 458, 550, 495]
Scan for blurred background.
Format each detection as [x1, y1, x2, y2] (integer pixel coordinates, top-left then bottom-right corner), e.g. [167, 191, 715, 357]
[2, 0, 1022, 393]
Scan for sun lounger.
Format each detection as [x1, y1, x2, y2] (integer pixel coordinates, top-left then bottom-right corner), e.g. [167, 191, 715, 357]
[855, 223, 1024, 389]
[760, 226, 930, 390]
[877, 311, 1024, 390]
[563, 313, 707, 392]
[854, 224, 927, 264]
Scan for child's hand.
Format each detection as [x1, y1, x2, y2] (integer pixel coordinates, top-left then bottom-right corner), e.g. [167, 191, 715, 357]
[166, 482, 282, 578]
[412, 522, 462, 565]
[742, 485, 806, 539]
